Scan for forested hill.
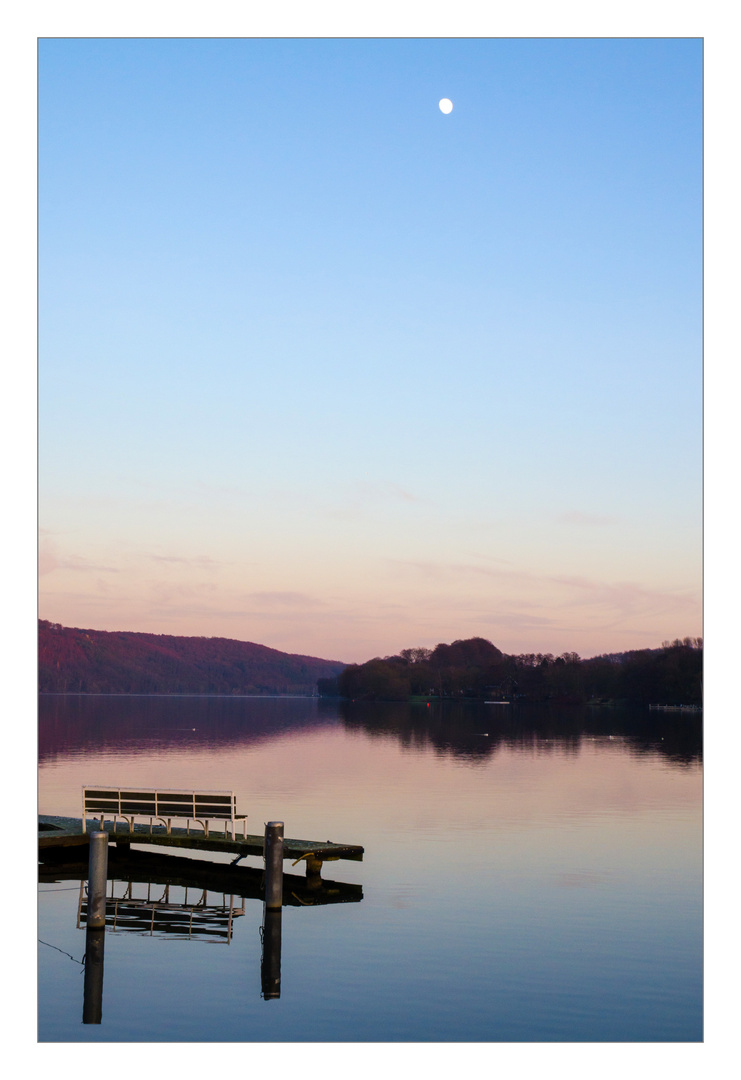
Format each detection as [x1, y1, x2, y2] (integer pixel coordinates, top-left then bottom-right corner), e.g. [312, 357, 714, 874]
[324, 636, 703, 706]
[38, 620, 346, 695]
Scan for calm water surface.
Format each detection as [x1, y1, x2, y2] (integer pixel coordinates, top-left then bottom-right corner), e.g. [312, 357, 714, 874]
[38, 696, 702, 1042]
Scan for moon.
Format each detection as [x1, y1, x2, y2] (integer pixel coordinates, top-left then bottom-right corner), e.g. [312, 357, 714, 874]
[439, 98, 453, 114]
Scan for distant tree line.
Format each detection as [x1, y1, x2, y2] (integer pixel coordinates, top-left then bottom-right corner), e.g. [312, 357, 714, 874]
[38, 620, 345, 695]
[318, 636, 703, 706]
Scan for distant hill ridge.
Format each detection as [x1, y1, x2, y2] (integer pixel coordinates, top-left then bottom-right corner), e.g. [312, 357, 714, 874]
[38, 620, 346, 695]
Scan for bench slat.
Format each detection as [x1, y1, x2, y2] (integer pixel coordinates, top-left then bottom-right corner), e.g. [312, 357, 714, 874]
[87, 788, 235, 799]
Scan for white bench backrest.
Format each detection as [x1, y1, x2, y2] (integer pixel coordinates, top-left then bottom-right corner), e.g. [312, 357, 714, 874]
[83, 786, 238, 821]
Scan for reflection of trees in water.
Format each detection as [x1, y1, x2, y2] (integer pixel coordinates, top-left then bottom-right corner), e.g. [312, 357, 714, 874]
[622, 731, 703, 768]
[339, 700, 495, 762]
[337, 700, 702, 768]
[38, 693, 701, 770]
[38, 694, 331, 761]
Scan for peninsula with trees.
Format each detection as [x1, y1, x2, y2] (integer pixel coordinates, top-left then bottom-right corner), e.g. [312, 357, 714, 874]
[320, 636, 702, 707]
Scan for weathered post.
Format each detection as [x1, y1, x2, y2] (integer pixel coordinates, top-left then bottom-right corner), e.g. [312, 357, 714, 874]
[82, 925, 105, 1024]
[305, 853, 325, 890]
[264, 821, 284, 910]
[260, 905, 282, 999]
[87, 831, 109, 929]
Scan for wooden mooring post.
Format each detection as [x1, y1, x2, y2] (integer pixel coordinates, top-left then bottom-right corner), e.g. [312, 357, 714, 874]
[261, 821, 284, 996]
[87, 831, 109, 929]
[264, 821, 284, 910]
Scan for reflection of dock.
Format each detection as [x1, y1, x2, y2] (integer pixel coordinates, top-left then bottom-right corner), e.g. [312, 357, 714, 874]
[40, 843, 364, 907]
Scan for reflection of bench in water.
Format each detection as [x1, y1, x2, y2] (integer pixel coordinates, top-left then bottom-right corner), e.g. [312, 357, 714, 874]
[77, 881, 245, 943]
[82, 786, 247, 839]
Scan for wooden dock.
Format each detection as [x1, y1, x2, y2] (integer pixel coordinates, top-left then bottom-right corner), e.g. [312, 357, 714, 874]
[39, 815, 364, 874]
[40, 812, 364, 1013]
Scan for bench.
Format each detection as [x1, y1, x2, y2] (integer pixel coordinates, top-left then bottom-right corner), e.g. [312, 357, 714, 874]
[81, 786, 247, 840]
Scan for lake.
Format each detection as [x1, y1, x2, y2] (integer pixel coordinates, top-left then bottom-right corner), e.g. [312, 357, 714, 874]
[38, 695, 702, 1043]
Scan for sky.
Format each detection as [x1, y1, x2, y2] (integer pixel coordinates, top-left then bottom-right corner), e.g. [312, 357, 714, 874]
[38, 36, 702, 663]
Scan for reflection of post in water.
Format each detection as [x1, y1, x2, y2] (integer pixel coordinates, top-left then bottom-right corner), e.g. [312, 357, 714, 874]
[82, 831, 109, 1024]
[261, 905, 282, 1000]
[82, 926, 105, 1024]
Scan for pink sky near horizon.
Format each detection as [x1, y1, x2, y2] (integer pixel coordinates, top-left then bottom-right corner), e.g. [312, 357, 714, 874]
[39, 517, 700, 663]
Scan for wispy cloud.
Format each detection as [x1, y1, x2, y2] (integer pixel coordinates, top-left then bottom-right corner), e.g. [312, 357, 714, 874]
[38, 539, 60, 577]
[354, 481, 423, 503]
[38, 539, 119, 576]
[386, 483, 422, 503]
[557, 511, 615, 526]
[547, 575, 697, 624]
[464, 551, 515, 566]
[246, 591, 324, 608]
[383, 556, 698, 631]
[149, 554, 223, 567]
[385, 557, 532, 584]
[480, 612, 557, 629]
[321, 480, 425, 520]
[64, 556, 120, 573]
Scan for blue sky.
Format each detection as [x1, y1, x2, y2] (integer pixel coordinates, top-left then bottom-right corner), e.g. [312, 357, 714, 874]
[38, 37, 702, 661]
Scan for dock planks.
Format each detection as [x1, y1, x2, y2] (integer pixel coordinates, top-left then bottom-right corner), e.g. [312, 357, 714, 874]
[38, 815, 364, 865]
